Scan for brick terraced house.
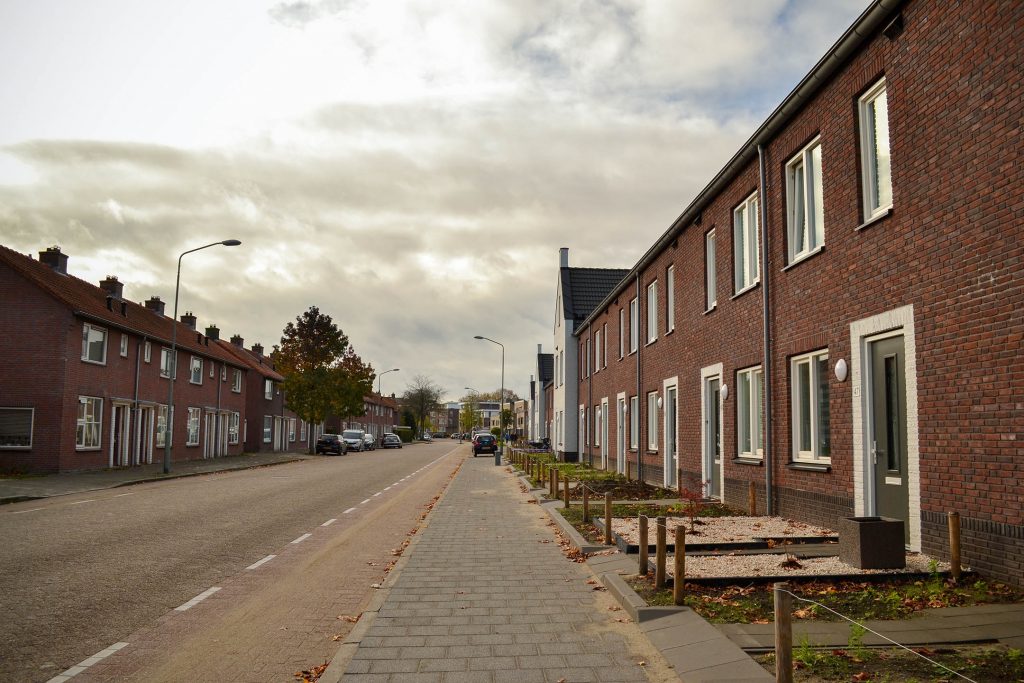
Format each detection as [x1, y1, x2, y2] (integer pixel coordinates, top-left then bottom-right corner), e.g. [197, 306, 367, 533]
[0, 245, 250, 472]
[547, 0, 1023, 587]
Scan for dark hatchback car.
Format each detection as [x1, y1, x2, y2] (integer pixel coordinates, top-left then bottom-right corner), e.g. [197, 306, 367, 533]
[315, 434, 347, 455]
[381, 433, 403, 449]
[472, 434, 497, 457]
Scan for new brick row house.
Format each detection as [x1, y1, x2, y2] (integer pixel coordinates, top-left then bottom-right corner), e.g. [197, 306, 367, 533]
[0, 244, 315, 473]
[543, 0, 1023, 587]
[327, 393, 398, 439]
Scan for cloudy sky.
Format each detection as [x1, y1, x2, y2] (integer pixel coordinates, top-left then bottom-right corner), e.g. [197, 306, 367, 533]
[0, 0, 870, 401]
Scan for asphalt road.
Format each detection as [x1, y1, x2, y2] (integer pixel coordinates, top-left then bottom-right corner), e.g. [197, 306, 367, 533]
[0, 440, 463, 682]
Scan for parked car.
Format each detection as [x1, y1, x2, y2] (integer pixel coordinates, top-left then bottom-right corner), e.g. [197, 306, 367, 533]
[472, 433, 497, 457]
[315, 433, 347, 455]
[342, 429, 366, 452]
[422, 433, 433, 442]
[363, 433, 376, 451]
[381, 433, 403, 449]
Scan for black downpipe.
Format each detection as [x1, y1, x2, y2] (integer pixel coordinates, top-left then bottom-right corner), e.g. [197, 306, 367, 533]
[636, 272, 642, 482]
[758, 144, 774, 515]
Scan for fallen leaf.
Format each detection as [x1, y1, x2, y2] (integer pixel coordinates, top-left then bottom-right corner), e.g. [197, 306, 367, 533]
[337, 615, 359, 623]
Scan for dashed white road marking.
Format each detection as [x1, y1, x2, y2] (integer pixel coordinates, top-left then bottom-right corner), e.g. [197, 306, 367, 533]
[70, 499, 96, 505]
[383, 486, 392, 491]
[175, 587, 221, 611]
[372, 492, 382, 497]
[12, 508, 44, 514]
[290, 533, 312, 544]
[45, 641, 129, 682]
[343, 507, 357, 514]
[113, 493, 134, 498]
[246, 555, 276, 570]
[321, 518, 337, 527]
[360, 499, 371, 505]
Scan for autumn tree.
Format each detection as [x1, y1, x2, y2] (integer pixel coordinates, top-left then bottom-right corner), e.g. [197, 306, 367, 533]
[459, 393, 481, 434]
[402, 375, 444, 438]
[273, 306, 374, 452]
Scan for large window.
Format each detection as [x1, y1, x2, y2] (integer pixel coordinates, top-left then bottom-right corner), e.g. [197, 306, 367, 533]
[76, 396, 102, 449]
[737, 366, 764, 460]
[629, 396, 639, 449]
[160, 348, 175, 379]
[646, 282, 658, 344]
[705, 230, 717, 311]
[0, 408, 33, 448]
[733, 192, 760, 292]
[791, 350, 831, 462]
[156, 405, 170, 447]
[190, 356, 203, 385]
[786, 138, 824, 263]
[629, 298, 638, 353]
[186, 407, 201, 446]
[666, 266, 675, 332]
[859, 78, 892, 220]
[229, 412, 240, 444]
[263, 415, 273, 443]
[81, 323, 107, 364]
[264, 379, 273, 400]
[647, 392, 658, 451]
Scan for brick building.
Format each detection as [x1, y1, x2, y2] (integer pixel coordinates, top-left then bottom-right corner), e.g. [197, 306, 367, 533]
[0, 245, 250, 472]
[327, 393, 398, 440]
[549, 0, 1023, 587]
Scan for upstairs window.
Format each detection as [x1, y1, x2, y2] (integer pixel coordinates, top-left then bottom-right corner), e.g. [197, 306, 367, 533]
[666, 266, 675, 332]
[619, 309, 625, 358]
[705, 230, 717, 311]
[646, 282, 658, 344]
[190, 357, 203, 385]
[629, 298, 638, 353]
[232, 369, 242, 393]
[144, 341, 151, 363]
[859, 78, 893, 220]
[119, 333, 129, 357]
[160, 348, 176, 379]
[594, 330, 601, 373]
[786, 138, 824, 263]
[733, 192, 760, 292]
[264, 379, 273, 400]
[81, 323, 107, 364]
[602, 323, 608, 368]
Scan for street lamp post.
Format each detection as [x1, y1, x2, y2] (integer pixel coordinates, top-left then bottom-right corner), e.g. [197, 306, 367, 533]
[473, 336, 504, 466]
[463, 386, 479, 439]
[163, 239, 242, 474]
[377, 368, 399, 438]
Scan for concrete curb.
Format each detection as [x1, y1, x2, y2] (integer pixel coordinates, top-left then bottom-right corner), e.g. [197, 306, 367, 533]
[319, 452, 464, 683]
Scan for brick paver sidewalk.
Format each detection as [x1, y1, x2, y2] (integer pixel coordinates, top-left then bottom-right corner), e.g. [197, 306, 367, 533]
[333, 456, 671, 682]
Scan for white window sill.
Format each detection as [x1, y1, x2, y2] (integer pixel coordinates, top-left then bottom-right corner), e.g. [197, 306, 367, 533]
[856, 206, 893, 231]
[645, 338, 657, 347]
[190, 381, 203, 386]
[76, 446, 101, 451]
[80, 358, 106, 366]
[731, 281, 760, 301]
[788, 459, 832, 473]
[703, 305, 717, 315]
[782, 245, 826, 272]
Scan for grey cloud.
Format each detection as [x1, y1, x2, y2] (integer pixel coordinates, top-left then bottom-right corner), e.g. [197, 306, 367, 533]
[268, 0, 359, 28]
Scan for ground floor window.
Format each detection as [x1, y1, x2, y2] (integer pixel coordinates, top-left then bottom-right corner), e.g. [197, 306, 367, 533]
[646, 392, 658, 451]
[156, 405, 170, 447]
[263, 415, 272, 443]
[186, 407, 201, 446]
[77, 397, 102, 449]
[629, 396, 639, 449]
[0, 407, 33, 448]
[300, 420, 307, 441]
[228, 412, 240, 444]
[737, 366, 763, 459]
[288, 418, 296, 442]
[791, 349, 830, 461]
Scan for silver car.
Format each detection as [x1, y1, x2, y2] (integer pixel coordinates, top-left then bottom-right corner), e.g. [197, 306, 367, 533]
[342, 429, 366, 452]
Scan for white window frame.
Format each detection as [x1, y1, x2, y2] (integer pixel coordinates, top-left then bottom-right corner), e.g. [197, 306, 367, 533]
[646, 281, 658, 344]
[705, 230, 717, 311]
[594, 404, 601, 447]
[666, 265, 675, 332]
[585, 339, 591, 378]
[646, 391, 658, 451]
[859, 78, 893, 221]
[263, 415, 273, 443]
[144, 341, 151, 363]
[190, 356, 203, 385]
[300, 420, 307, 441]
[228, 412, 240, 444]
[791, 350, 831, 462]
[119, 333, 129, 358]
[231, 369, 242, 393]
[264, 379, 273, 400]
[629, 298, 638, 353]
[81, 323, 107, 365]
[288, 418, 296, 442]
[733, 192, 760, 293]
[160, 348, 176, 379]
[559, 350, 564, 385]
[594, 330, 600, 374]
[156, 405, 170, 448]
[209, 364, 215, 379]
[76, 396, 102, 450]
[736, 366, 764, 460]
[0, 407, 34, 449]
[786, 138, 825, 263]
[602, 323, 608, 368]
[186, 407, 201, 446]
[629, 395, 639, 450]
[619, 309, 625, 358]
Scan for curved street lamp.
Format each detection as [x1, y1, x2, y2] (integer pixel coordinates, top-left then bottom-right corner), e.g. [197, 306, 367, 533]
[473, 335, 504, 465]
[163, 239, 242, 474]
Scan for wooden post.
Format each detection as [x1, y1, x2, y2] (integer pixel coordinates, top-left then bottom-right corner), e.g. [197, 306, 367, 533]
[948, 511, 962, 582]
[638, 515, 649, 576]
[626, 459, 632, 482]
[673, 525, 685, 605]
[774, 582, 793, 683]
[655, 516, 667, 589]
[563, 475, 570, 508]
[582, 485, 590, 522]
[604, 492, 613, 545]
[677, 467, 683, 498]
[553, 467, 560, 499]
[749, 481, 757, 516]
[549, 468, 556, 497]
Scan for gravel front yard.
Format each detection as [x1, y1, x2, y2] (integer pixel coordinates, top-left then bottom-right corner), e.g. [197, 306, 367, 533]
[613, 515, 835, 545]
[671, 552, 948, 579]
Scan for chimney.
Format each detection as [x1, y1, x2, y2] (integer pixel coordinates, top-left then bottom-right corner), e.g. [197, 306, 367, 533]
[230, 334, 244, 348]
[100, 275, 124, 299]
[205, 325, 220, 341]
[559, 247, 568, 268]
[39, 246, 69, 274]
[252, 343, 264, 356]
[180, 311, 197, 330]
[537, 343, 542, 354]
[144, 296, 165, 315]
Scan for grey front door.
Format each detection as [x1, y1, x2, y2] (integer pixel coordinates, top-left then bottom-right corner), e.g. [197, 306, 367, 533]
[705, 378, 721, 498]
[870, 335, 910, 542]
[665, 386, 677, 488]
